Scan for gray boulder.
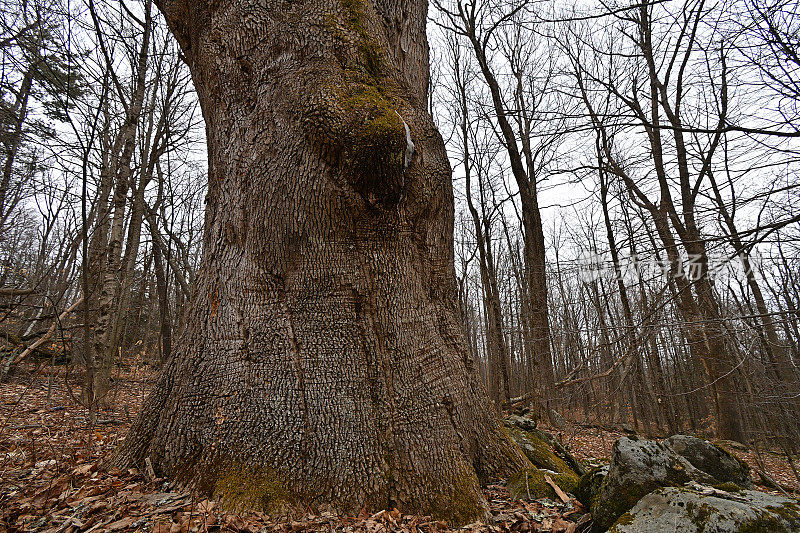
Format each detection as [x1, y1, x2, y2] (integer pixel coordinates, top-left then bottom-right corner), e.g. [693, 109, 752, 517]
[505, 414, 538, 432]
[591, 437, 714, 531]
[609, 486, 800, 532]
[665, 435, 754, 489]
[550, 409, 567, 430]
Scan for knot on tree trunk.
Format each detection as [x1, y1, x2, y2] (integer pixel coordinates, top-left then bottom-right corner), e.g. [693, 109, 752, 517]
[299, 70, 413, 207]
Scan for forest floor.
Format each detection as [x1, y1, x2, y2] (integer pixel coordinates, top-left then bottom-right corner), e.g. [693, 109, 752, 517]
[1, 361, 798, 533]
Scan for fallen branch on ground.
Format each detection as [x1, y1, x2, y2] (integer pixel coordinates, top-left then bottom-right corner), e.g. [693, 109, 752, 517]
[1, 297, 83, 379]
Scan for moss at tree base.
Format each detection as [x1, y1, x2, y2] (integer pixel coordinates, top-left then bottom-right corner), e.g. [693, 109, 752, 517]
[424, 467, 488, 526]
[212, 462, 292, 515]
[206, 458, 490, 527]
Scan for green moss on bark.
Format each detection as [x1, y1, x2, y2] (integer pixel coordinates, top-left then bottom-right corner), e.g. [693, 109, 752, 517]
[339, 82, 405, 150]
[298, 74, 407, 203]
[427, 469, 486, 526]
[212, 462, 291, 515]
[336, 0, 384, 76]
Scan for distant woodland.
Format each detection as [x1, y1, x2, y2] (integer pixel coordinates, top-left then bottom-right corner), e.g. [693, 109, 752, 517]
[2, 0, 800, 499]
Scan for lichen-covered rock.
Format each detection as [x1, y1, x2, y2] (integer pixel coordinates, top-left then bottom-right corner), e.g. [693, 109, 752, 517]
[507, 468, 579, 501]
[550, 410, 568, 430]
[591, 437, 713, 531]
[505, 414, 538, 432]
[574, 465, 609, 508]
[664, 435, 754, 489]
[609, 486, 800, 532]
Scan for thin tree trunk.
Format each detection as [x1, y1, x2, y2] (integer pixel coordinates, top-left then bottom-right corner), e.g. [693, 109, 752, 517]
[92, 4, 153, 405]
[461, 21, 555, 421]
[0, 67, 34, 231]
[455, 61, 510, 406]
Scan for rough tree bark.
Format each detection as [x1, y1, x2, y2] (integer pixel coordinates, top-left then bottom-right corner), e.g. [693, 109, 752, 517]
[115, 0, 527, 522]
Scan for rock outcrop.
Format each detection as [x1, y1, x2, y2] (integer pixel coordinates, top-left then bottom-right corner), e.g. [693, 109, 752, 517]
[665, 435, 754, 489]
[609, 486, 800, 532]
[504, 416, 585, 476]
[591, 437, 714, 530]
[503, 415, 583, 501]
[590, 435, 763, 530]
[575, 465, 609, 509]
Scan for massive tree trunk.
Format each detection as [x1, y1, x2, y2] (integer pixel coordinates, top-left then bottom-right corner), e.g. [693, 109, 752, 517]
[115, 0, 527, 522]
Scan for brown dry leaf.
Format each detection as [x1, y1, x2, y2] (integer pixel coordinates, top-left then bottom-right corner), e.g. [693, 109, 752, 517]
[152, 522, 171, 533]
[567, 499, 585, 513]
[105, 516, 136, 531]
[550, 517, 570, 533]
[364, 519, 383, 533]
[241, 517, 264, 532]
[225, 515, 245, 531]
[196, 499, 215, 514]
[72, 463, 96, 475]
[4, 366, 647, 533]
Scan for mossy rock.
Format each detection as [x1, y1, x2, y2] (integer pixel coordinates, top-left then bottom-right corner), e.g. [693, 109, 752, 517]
[574, 465, 609, 508]
[608, 486, 800, 532]
[664, 435, 754, 489]
[507, 468, 579, 501]
[504, 417, 586, 476]
[712, 482, 746, 493]
[506, 427, 577, 476]
[591, 437, 707, 531]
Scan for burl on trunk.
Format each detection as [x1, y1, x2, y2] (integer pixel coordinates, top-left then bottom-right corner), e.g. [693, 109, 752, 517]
[115, 0, 527, 522]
